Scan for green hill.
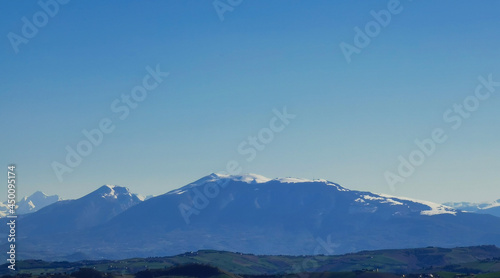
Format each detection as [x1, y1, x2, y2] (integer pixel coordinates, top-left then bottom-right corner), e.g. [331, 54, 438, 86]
[2, 245, 500, 277]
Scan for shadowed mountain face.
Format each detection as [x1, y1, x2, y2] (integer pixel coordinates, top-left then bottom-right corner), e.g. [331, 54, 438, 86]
[6, 174, 500, 261]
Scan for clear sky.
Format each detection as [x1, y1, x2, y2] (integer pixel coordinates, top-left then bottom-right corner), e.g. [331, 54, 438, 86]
[1, 0, 499, 203]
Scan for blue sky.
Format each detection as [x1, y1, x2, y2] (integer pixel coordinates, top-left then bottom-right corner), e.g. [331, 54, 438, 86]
[1, 0, 499, 203]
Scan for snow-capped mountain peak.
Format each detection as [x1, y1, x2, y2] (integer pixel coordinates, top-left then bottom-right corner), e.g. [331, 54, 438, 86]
[102, 185, 117, 199]
[209, 173, 271, 184]
[92, 185, 138, 200]
[194, 173, 350, 186]
[16, 191, 61, 215]
[0, 190, 61, 217]
[166, 173, 458, 216]
[167, 173, 351, 195]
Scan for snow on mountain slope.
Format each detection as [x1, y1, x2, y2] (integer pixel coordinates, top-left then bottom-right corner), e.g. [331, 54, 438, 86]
[376, 193, 457, 216]
[0, 203, 8, 218]
[445, 200, 500, 211]
[444, 199, 500, 217]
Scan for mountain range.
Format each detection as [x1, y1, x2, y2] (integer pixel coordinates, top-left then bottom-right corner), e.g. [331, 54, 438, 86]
[2, 173, 500, 261]
[444, 200, 500, 217]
